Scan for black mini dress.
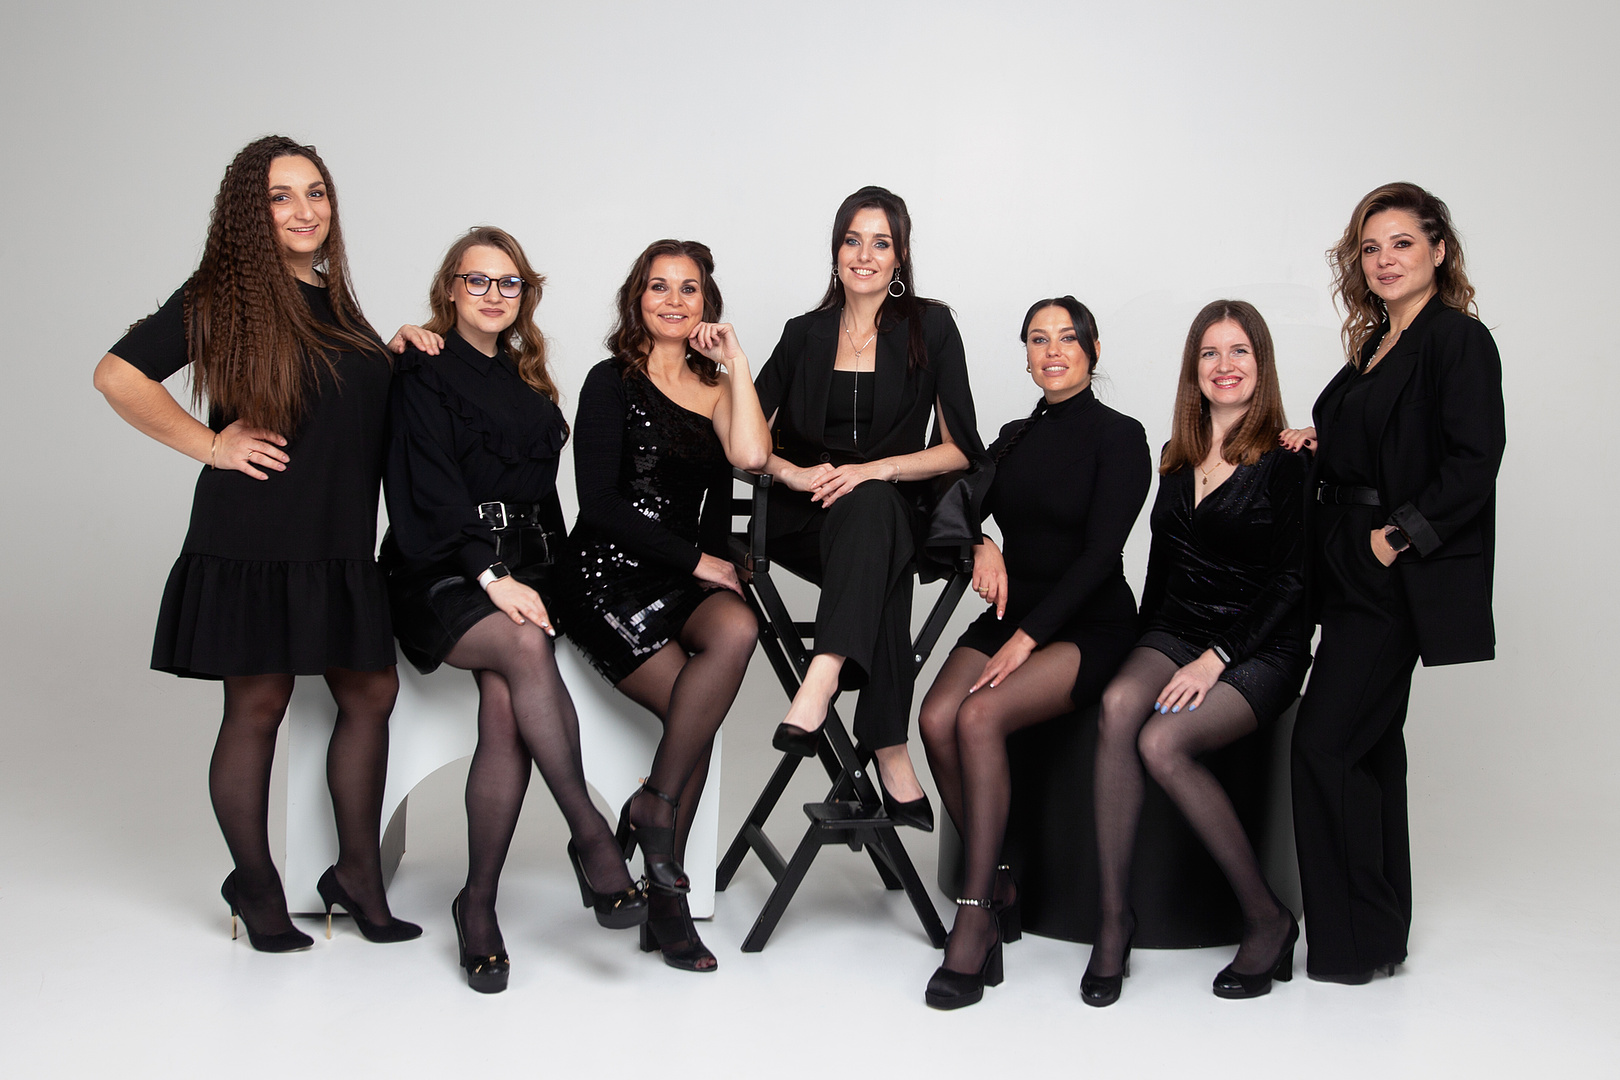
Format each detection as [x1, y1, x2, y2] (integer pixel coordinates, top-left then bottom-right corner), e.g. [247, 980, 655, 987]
[549, 360, 733, 684]
[379, 331, 569, 674]
[957, 388, 1152, 706]
[1136, 447, 1312, 724]
[110, 283, 395, 679]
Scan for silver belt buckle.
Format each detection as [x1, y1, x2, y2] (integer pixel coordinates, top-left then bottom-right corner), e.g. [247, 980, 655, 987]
[479, 501, 509, 529]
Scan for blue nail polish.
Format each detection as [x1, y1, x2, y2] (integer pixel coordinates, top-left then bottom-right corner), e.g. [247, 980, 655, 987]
[1189, 703, 1198, 711]
[1172, 705, 1181, 713]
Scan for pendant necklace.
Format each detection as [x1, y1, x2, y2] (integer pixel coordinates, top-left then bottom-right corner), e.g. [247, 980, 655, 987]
[1199, 459, 1221, 487]
[843, 319, 877, 445]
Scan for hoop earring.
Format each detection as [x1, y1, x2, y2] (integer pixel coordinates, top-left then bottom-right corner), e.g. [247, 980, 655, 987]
[888, 271, 906, 298]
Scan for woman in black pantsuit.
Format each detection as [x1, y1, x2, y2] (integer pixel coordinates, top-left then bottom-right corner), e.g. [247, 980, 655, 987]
[1281, 182, 1505, 984]
[756, 186, 986, 827]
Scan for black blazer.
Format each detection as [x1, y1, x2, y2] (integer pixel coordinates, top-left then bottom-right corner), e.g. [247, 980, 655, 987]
[755, 303, 987, 533]
[1308, 294, 1505, 666]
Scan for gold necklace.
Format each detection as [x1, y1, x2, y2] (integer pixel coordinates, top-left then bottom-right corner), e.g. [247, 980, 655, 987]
[1199, 459, 1222, 487]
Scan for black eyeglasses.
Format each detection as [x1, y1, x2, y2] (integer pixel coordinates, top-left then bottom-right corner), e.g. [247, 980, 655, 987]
[454, 273, 526, 298]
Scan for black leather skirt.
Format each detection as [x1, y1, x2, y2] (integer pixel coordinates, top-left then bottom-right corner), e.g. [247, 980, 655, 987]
[386, 525, 558, 675]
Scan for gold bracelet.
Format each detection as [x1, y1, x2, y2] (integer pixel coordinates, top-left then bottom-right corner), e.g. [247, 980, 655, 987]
[208, 432, 220, 469]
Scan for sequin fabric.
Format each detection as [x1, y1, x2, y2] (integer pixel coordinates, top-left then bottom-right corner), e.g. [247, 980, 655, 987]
[553, 373, 727, 682]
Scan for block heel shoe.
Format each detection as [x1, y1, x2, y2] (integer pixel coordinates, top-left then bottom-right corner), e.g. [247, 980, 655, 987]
[640, 885, 717, 973]
[315, 865, 422, 943]
[451, 890, 509, 994]
[567, 840, 647, 929]
[220, 872, 313, 953]
[925, 898, 1004, 1010]
[1213, 910, 1299, 999]
[994, 864, 1022, 944]
[615, 782, 689, 894]
[1081, 910, 1136, 1007]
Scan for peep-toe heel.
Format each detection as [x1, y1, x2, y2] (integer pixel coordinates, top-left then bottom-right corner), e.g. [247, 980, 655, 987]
[615, 782, 689, 894]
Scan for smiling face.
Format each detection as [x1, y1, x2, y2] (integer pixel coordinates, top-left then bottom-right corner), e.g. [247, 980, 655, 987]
[1361, 208, 1444, 311]
[267, 155, 330, 260]
[1196, 319, 1259, 411]
[451, 244, 522, 348]
[640, 254, 704, 345]
[1025, 305, 1096, 402]
[837, 207, 900, 300]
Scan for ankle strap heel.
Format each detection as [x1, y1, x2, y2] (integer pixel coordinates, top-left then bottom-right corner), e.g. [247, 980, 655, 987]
[615, 781, 689, 894]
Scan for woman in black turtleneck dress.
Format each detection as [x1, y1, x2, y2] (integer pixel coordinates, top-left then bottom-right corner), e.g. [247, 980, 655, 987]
[918, 296, 1150, 1009]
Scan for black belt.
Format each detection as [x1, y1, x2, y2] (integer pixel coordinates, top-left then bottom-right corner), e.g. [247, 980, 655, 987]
[478, 501, 550, 530]
[1316, 483, 1382, 507]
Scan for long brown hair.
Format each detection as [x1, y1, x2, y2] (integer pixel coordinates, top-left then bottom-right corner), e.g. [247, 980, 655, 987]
[1328, 181, 1478, 364]
[606, 239, 722, 385]
[422, 226, 561, 409]
[184, 135, 381, 433]
[813, 185, 940, 372]
[1160, 300, 1287, 475]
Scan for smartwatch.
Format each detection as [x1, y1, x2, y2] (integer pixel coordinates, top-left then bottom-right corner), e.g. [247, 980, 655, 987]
[1382, 526, 1412, 555]
[477, 562, 512, 591]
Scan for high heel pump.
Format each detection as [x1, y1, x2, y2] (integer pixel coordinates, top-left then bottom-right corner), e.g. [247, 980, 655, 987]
[640, 884, 717, 972]
[567, 840, 648, 929]
[772, 721, 822, 757]
[1213, 910, 1298, 999]
[220, 872, 313, 953]
[315, 865, 423, 943]
[925, 898, 1004, 1010]
[1080, 910, 1136, 1007]
[615, 782, 689, 894]
[875, 768, 934, 832]
[994, 864, 1022, 944]
[451, 890, 509, 994]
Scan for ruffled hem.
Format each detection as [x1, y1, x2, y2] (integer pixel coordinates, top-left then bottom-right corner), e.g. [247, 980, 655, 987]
[399, 349, 567, 463]
[151, 554, 396, 679]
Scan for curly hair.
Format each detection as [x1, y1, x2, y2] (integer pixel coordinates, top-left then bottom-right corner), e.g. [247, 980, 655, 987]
[606, 239, 722, 385]
[1328, 181, 1477, 365]
[183, 135, 382, 433]
[422, 226, 563, 416]
[813, 185, 942, 372]
[1160, 300, 1288, 475]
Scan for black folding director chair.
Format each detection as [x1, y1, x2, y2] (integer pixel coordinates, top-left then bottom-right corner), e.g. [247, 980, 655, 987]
[717, 468, 974, 951]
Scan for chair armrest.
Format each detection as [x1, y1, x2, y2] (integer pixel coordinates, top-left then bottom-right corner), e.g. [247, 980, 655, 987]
[730, 468, 773, 571]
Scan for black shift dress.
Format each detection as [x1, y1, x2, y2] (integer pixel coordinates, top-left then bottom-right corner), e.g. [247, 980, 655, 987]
[110, 282, 395, 679]
[549, 360, 732, 684]
[957, 388, 1151, 705]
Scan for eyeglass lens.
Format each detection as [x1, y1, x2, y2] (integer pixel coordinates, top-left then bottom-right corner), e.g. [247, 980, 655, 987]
[462, 274, 524, 298]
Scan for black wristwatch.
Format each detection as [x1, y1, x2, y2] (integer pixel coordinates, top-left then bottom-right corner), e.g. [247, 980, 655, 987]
[1383, 526, 1412, 554]
[477, 562, 512, 590]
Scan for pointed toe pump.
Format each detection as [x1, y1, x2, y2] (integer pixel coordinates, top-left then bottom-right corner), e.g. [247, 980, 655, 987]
[1213, 911, 1299, 999]
[451, 890, 509, 994]
[615, 782, 690, 894]
[315, 866, 423, 943]
[220, 873, 313, 953]
[567, 840, 648, 929]
[925, 898, 1004, 1010]
[771, 722, 822, 758]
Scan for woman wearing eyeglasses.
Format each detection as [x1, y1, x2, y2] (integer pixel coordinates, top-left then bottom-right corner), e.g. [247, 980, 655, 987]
[381, 227, 646, 993]
[93, 135, 421, 952]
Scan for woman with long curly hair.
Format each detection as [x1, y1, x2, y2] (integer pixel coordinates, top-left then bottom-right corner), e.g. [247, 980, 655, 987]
[1280, 183, 1504, 984]
[757, 186, 986, 830]
[549, 239, 769, 971]
[382, 227, 647, 993]
[94, 135, 424, 951]
[1082, 300, 1311, 1006]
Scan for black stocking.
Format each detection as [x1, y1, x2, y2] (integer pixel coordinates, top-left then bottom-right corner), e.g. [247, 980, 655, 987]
[920, 644, 1081, 974]
[1092, 647, 1289, 976]
[459, 669, 528, 954]
[212, 674, 296, 933]
[445, 613, 632, 954]
[323, 666, 400, 924]
[615, 592, 756, 872]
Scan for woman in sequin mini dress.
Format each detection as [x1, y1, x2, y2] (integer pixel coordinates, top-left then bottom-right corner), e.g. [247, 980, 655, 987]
[1083, 300, 1311, 1006]
[551, 239, 770, 971]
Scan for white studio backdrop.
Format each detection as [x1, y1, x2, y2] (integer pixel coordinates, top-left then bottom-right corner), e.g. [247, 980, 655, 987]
[1, 0, 1615, 905]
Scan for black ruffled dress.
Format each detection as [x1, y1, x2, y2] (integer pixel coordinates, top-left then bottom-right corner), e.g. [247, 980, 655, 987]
[110, 283, 395, 679]
[549, 360, 732, 684]
[379, 332, 569, 674]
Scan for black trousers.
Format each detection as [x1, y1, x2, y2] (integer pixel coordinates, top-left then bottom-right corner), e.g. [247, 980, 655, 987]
[1292, 504, 1421, 976]
[768, 481, 915, 750]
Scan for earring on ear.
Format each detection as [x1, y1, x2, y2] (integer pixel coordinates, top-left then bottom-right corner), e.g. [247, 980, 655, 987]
[888, 268, 906, 298]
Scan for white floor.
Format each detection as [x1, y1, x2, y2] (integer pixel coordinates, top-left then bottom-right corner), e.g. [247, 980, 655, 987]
[4, 656, 1617, 1080]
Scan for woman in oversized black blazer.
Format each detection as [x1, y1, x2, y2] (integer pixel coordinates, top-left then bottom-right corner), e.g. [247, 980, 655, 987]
[1281, 182, 1505, 983]
[756, 185, 986, 827]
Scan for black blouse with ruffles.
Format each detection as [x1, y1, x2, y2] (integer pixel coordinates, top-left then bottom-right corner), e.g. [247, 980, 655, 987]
[1138, 447, 1310, 664]
[379, 330, 569, 581]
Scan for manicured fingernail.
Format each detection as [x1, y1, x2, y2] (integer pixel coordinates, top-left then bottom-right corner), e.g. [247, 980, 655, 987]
[1189, 703, 1198, 711]
[1172, 705, 1181, 713]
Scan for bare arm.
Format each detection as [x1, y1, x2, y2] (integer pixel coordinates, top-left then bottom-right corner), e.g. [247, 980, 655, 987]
[692, 322, 771, 471]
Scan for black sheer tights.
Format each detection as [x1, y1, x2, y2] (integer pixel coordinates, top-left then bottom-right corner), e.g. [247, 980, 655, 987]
[1091, 647, 1291, 977]
[445, 612, 633, 954]
[212, 667, 399, 933]
[615, 592, 756, 877]
[919, 643, 1081, 975]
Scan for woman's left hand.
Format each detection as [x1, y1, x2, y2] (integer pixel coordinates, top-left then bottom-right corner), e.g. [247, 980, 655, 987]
[809, 461, 894, 507]
[388, 324, 444, 355]
[1370, 528, 1398, 567]
[693, 552, 744, 595]
[689, 322, 745, 367]
[970, 630, 1036, 692]
[1155, 649, 1225, 713]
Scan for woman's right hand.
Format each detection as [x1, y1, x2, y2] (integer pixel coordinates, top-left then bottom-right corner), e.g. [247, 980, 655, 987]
[773, 460, 834, 495]
[694, 553, 743, 596]
[972, 539, 1008, 619]
[485, 577, 555, 635]
[1278, 426, 1317, 452]
[215, 419, 290, 479]
[388, 324, 444, 355]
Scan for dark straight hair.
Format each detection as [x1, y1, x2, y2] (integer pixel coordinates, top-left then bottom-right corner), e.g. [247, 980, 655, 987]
[813, 185, 938, 371]
[997, 296, 1103, 463]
